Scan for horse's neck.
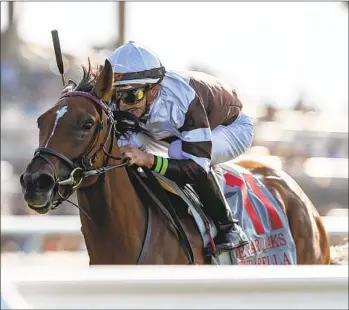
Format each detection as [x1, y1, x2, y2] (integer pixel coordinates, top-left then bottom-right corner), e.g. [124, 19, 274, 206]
[76, 166, 146, 264]
[76, 166, 185, 264]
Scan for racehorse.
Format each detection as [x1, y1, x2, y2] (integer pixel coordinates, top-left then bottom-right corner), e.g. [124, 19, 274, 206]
[20, 59, 330, 265]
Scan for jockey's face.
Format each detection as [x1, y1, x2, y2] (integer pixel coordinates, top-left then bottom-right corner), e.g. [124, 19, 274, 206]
[116, 83, 160, 118]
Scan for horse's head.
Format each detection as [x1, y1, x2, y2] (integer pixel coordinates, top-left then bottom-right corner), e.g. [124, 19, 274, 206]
[20, 59, 118, 214]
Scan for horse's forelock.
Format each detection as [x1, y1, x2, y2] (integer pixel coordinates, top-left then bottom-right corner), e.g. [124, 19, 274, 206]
[73, 59, 102, 93]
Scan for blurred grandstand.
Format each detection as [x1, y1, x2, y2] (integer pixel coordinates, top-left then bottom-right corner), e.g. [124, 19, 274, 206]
[1, 2, 348, 254]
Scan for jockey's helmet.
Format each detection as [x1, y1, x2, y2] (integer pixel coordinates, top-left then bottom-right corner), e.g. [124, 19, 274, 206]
[108, 41, 166, 88]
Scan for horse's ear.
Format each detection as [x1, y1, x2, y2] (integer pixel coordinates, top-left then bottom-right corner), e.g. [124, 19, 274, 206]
[91, 59, 113, 101]
[61, 79, 77, 95]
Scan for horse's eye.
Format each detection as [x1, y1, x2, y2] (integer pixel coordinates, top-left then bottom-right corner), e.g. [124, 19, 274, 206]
[82, 120, 94, 131]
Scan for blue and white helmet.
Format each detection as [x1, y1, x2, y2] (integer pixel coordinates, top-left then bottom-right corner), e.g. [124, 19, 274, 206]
[108, 41, 166, 87]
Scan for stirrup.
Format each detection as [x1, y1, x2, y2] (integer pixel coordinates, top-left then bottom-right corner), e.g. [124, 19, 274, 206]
[220, 224, 249, 249]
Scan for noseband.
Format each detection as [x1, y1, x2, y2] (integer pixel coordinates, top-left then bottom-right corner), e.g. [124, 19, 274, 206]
[31, 91, 129, 216]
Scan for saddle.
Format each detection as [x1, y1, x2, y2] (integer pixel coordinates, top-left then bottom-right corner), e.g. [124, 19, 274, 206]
[155, 173, 219, 246]
[151, 172, 237, 264]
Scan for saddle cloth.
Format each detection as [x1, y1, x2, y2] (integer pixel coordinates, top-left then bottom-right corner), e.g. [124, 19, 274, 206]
[153, 162, 297, 265]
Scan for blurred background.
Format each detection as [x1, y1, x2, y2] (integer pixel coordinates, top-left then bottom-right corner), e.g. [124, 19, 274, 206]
[1, 2, 348, 256]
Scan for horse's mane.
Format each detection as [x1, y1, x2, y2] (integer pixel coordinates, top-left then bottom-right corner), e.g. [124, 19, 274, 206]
[73, 60, 152, 139]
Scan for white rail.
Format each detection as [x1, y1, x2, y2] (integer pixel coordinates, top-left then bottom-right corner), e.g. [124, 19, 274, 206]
[1, 265, 348, 309]
[1, 215, 348, 238]
[1, 215, 81, 235]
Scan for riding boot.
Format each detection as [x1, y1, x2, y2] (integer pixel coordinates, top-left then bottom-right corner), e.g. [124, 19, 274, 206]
[194, 168, 249, 253]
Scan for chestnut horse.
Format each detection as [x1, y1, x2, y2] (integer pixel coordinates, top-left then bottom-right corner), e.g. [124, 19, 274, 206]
[20, 59, 330, 265]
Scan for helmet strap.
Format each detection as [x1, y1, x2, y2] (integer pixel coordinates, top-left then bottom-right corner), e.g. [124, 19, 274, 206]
[138, 72, 165, 124]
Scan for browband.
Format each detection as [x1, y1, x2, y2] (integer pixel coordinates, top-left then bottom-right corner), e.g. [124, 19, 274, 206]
[61, 91, 110, 112]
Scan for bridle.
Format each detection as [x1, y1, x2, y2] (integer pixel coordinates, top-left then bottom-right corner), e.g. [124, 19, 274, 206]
[29, 91, 129, 217]
[25, 90, 195, 264]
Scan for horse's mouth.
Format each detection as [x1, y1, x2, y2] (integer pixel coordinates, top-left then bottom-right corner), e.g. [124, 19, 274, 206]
[28, 201, 51, 214]
[25, 189, 54, 214]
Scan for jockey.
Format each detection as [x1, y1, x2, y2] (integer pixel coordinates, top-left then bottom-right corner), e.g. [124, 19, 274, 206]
[108, 41, 254, 253]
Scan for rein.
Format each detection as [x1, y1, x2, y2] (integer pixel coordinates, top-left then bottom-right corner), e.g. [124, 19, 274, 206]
[30, 90, 195, 265]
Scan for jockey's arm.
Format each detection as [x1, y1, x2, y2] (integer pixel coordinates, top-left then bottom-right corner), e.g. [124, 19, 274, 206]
[151, 96, 212, 185]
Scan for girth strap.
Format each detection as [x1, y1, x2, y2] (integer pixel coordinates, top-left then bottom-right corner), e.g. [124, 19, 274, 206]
[136, 205, 152, 264]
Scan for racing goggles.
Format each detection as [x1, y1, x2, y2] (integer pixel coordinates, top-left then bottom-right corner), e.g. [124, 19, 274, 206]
[117, 87, 148, 105]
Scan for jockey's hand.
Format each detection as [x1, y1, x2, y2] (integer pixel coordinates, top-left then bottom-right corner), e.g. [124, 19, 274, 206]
[120, 145, 154, 168]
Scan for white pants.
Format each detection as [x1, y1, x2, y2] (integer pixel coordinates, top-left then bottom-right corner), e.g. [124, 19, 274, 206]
[168, 112, 254, 165]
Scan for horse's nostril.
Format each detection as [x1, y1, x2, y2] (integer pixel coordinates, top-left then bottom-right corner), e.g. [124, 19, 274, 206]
[20, 172, 32, 188]
[33, 173, 55, 191]
[20, 173, 26, 187]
